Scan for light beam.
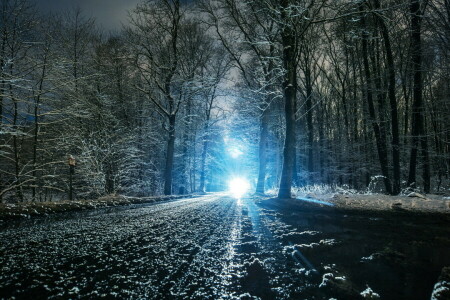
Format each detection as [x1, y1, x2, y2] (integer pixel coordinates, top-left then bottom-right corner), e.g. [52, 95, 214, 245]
[228, 147, 244, 158]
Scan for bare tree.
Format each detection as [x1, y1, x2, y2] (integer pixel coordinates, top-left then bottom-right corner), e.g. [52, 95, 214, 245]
[128, 0, 183, 195]
[0, 0, 36, 201]
[407, 0, 430, 193]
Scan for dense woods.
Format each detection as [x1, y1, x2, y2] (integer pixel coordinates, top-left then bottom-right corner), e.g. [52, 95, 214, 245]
[0, 0, 448, 202]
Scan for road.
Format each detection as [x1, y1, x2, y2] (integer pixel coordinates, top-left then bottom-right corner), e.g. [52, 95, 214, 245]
[1, 194, 450, 299]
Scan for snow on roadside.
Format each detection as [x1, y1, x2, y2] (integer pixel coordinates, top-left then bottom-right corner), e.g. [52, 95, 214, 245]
[295, 192, 450, 213]
[431, 281, 450, 300]
[431, 267, 450, 300]
[0, 194, 197, 221]
[0, 195, 239, 298]
[360, 286, 380, 299]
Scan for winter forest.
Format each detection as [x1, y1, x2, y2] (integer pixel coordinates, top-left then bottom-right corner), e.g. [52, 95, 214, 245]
[0, 0, 449, 203]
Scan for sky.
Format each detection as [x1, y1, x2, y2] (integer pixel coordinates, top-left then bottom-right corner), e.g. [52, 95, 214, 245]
[34, 0, 143, 31]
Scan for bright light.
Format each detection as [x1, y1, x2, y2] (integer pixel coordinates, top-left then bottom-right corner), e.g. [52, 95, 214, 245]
[228, 147, 244, 158]
[228, 177, 250, 198]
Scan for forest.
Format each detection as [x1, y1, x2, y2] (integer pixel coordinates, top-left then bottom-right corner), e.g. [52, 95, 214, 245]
[0, 0, 448, 202]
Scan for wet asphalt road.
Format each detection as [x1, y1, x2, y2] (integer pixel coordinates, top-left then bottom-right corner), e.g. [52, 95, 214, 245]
[1, 194, 449, 299]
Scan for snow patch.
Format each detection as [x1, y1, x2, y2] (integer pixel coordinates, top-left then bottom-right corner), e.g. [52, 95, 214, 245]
[431, 281, 450, 300]
[361, 255, 375, 261]
[319, 273, 334, 288]
[360, 286, 380, 299]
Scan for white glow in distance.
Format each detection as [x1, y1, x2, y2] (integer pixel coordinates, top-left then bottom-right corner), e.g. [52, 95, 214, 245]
[228, 177, 250, 198]
[228, 146, 244, 158]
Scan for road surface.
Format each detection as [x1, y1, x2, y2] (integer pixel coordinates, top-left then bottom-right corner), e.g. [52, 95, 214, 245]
[1, 194, 449, 299]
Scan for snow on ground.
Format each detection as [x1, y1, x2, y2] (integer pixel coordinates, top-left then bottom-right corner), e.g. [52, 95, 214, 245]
[0, 193, 351, 299]
[0, 193, 381, 299]
[360, 286, 381, 299]
[1, 193, 449, 299]
[0, 194, 242, 298]
[431, 267, 450, 300]
[2, 189, 449, 224]
[295, 192, 450, 213]
[0, 194, 194, 221]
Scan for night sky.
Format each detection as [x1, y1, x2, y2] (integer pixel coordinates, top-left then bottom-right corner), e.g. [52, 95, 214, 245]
[33, 0, 142, 31]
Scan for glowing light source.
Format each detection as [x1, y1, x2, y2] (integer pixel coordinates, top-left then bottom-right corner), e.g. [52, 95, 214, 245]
[228, 177, 250, 198]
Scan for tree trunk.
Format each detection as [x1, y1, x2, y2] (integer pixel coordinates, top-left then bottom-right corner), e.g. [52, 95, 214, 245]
[191, 130, 197, 193]
[407, 0, 430, 192]
[374, 2, 401, 195]
[255, 106, 269, 194]
[164, 115, 176, 195]
[421, 127, 431, 193]
[0, 28, 6, 202]
[255, 47, 275, 194]
[360, 3, 392, 194]
[32, 47, 48, 201]
[0, 29, 4, 123]
[372, 38, 392, 193]
[199, 124, 209, 193]
[8, 39, 23, 201]
[305, 66, 314, 182]
[278, 0, 297, 199]
[318, 102, 325, 181]
[179, 96, 191, 195]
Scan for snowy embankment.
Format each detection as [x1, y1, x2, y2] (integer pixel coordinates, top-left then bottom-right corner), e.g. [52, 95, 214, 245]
[0, 194, 195, 221]
[297, 192, 450, 213]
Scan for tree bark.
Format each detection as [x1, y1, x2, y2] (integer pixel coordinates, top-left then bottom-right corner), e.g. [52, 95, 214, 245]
[32, 48, 48, 201]
[162, 0, 181, 195]
[164, 115, 176, 195]
[198, 133, 208, 193]
[373, 0, 401, 194]
[179, 95, 191, 195]
[360, 3, 392, 194]
[278, 0, 297, 199]
[407, 0, 430, 192]
[305, 65, 314, 181]
[199, 123, 209, 193]
[255, 106, 269, 194]
[0, 24, 6, 202]
[8, 27, 23, 201]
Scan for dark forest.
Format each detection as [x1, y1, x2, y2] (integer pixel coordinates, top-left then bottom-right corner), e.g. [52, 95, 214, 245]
[0, 0, 449, 202]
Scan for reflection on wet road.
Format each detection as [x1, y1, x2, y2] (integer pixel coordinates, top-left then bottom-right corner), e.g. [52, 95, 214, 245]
[1, 194, 449, 299]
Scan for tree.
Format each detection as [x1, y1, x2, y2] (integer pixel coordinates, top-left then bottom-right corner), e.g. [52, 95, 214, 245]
[359, 1, 393, 194]
[129, 0, 183, 195]
[275, 0, 325, 198]
[372, 0, 401, 195]
[0, 0, 36, 201]
[277, 0, 298, 199]
[197, 48, 230, 193]
[407, 0, 430, 193]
